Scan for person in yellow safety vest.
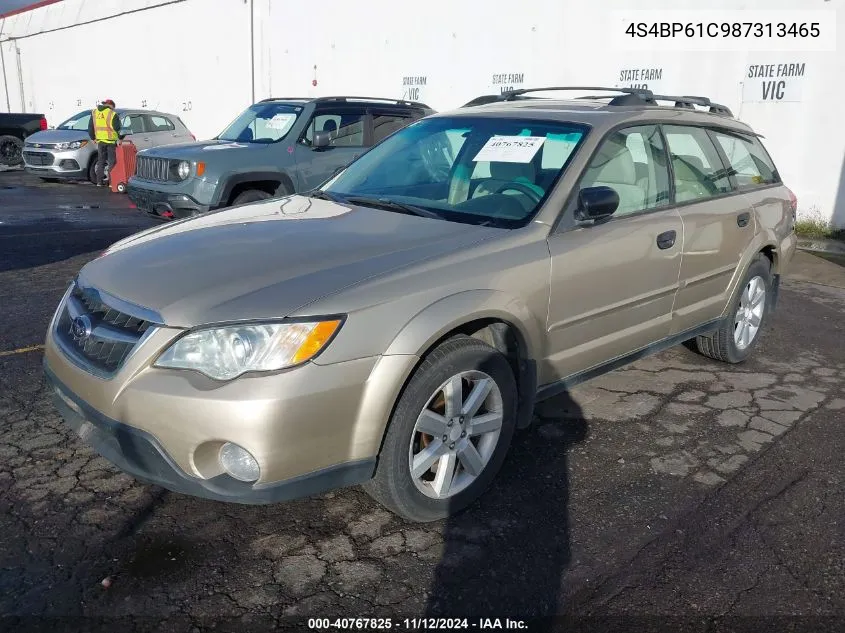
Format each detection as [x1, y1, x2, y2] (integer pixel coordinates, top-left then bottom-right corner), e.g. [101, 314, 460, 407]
[87, 99, 122, 187]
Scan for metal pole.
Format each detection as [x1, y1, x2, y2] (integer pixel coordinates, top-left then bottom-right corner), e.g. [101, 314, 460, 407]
[15, 44, 25, 112]
[250, 0, 255, 103]
[0, 38, 10, 112]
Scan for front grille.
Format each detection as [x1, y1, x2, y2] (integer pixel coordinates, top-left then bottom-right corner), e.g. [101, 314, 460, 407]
[55, 284, 155, 375]
[136, 156, 170, 182]
[23, 151, 54, 166]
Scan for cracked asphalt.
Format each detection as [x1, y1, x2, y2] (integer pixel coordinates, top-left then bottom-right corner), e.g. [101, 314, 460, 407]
[1, 171, 844, 632]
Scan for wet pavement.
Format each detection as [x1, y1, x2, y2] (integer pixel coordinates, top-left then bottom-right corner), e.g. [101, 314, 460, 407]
[1, 172, 844, 632]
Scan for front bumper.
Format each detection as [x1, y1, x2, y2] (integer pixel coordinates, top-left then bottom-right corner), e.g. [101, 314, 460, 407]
[46, 365, 375, 503]
[127, 183, 210, 220]
[43, 310, 391, 503]
[23, 147, 90, 179]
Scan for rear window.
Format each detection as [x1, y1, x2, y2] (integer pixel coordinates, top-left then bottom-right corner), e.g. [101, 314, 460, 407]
[712, 130, 779, 188]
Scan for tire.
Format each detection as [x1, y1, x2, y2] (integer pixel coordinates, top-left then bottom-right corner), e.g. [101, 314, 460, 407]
[363, 335, 518, 522]
[116, 182, 126, 193]
[274, 182, 292, 197]
[0, 135, 23, 167]
[693, 254, 773, 364]
[88, 160, 98, 184]
[232, 189, 272, 206]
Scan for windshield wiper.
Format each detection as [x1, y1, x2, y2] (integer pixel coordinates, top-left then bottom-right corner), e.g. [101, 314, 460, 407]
[343, 196, 443, 220]
[303, 190, 346, 203]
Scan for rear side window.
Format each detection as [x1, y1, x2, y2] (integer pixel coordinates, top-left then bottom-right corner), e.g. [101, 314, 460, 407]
[372, 113, 412, 143]
[147, 115, 175, 132]
[663, 126, 732, 202]
[711, 130, 779, 188]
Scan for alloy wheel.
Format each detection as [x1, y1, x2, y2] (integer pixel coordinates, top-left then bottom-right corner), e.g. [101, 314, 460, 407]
[734, 275, 766, 350]
[408, 370, 503, 500]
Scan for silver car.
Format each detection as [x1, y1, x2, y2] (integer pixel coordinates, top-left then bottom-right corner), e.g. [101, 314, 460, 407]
[23, 108, 194, 183]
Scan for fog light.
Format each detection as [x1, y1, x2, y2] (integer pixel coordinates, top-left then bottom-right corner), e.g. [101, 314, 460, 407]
[219, 442, 260, 482]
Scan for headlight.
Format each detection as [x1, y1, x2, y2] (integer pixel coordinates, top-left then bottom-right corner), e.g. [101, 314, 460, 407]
[54, 140, 88, 150]
[154, 320, 343, 380]
[176, 160, 191, 180]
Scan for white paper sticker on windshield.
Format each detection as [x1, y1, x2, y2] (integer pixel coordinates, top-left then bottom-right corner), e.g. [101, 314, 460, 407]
[266, 113, 295, 130]
[472, 135, 546, 163]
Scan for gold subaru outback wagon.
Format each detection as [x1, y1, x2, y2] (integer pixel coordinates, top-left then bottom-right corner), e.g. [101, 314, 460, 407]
[44, 87, 798, 522]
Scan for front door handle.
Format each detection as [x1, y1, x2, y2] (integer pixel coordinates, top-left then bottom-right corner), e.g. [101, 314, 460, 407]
[656, 230, 677, 250]
[737, 211, 751, 227]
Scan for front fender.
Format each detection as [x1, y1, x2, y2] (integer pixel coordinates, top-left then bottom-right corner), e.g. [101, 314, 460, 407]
[352, 289, 546, 458]
[383, 289, 545, 361]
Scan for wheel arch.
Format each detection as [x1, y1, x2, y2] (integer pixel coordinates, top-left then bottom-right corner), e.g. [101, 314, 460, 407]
[355, 291, 545, 462]
[216, 170, 295, 207]
[721, 238, 780, 320]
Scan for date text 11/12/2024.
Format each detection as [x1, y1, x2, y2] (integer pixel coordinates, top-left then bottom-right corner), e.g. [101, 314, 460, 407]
[308, 618, 528, 630]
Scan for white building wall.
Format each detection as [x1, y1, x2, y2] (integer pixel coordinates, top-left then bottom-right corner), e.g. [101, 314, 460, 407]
[1, 0, 843, 227]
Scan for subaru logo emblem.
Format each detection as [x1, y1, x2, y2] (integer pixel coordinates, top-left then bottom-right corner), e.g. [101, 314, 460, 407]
[71, 315, 92, 341]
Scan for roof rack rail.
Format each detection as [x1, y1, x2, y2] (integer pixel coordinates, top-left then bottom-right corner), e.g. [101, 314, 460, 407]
[575, 90, 735, 118]
[651, 94, 734, 117]
[258, 95, 431, 108]
[501, 86, 654, 100]
[314, 95, 431, 108]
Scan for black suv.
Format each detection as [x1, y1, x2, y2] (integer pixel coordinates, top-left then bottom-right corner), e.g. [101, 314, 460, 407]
[127, 96, 434, 219]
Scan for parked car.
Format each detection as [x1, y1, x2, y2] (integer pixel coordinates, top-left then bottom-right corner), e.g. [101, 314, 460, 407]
[22, 108, 194, 183]
[44, 87, 797, 522]
[126, 96, 433, 219]
[0, 112, 48, 167]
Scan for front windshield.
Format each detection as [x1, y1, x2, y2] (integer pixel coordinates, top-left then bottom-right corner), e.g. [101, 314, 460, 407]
[217, 103, 300, 143]
[322, 116, 588, 227]
[57, 110, 92, 131]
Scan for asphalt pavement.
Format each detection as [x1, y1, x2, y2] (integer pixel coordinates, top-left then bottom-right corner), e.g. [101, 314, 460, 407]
[1, 171, 844, 632]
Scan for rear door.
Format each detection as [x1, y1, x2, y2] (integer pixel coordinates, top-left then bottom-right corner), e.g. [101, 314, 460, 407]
[662, 125, 752, 334]
[292, 104, 367, 190]
[142, 114, 190, 147]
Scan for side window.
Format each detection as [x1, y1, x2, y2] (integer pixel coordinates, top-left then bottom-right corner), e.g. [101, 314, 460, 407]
[579, 125, 671, 217]
[302, 109, 365, 147]
[712, 130, 778, 188]
[147, 115, 175, 132]
[372, 112, 412, 144]
[663, 125, 732, 202]
[121, 114, 146, 134]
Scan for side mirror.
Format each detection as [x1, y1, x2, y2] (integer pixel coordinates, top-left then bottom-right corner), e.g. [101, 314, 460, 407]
[118, 130, 130, 139]
[312, 131, 332, 149]
[575, 186, 619, 222]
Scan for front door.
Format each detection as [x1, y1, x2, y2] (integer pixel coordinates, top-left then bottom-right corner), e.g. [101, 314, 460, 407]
[121, 113, 151, 150]
[545, 125, 683, 382]
[293, 106, 368, 190]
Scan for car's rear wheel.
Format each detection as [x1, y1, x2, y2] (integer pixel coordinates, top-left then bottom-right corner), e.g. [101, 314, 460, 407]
[232, 189, 272, 206]
[363, 336, 517, 522]
[693, 254, 772, 364]
[0, 135, 23, 167]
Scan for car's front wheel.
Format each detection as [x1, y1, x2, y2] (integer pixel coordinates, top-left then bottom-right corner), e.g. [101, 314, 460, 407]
[363, 336, 517, 522]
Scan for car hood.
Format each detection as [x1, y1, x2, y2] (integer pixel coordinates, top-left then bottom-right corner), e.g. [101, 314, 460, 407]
[140, 139, 266, 159]
[25, 129, 89, 144]
[78, 196, 498, 327]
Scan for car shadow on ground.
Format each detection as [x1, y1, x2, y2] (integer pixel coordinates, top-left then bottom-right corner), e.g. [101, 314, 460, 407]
[424, 389, 587, 626]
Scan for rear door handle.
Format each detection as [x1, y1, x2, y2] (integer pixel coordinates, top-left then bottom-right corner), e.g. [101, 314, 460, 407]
[737, 211, 751, 227]
[656, 230, 677, 250]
